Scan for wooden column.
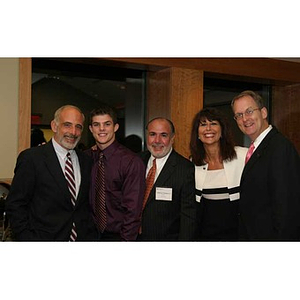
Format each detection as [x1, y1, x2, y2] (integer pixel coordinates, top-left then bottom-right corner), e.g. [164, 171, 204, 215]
[18, 58, 32, 153]
[147, 67, 203, 158]
[272, 84, 300, 154]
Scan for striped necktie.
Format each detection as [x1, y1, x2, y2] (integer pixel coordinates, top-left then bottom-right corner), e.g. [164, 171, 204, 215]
[65, 152, 77, 241]
[95, 152, 107, 233]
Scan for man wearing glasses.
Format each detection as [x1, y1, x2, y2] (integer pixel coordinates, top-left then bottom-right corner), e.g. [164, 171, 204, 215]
[231, 90, 300, 241]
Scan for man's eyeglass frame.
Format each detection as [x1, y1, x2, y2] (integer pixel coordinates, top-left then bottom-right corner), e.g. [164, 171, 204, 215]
[233, 107, 260, 121]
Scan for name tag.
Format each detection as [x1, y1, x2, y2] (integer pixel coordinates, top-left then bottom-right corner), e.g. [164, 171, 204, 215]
[155, 187, 172, 201]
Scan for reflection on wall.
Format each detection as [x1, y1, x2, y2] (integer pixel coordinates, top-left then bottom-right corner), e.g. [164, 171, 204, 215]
[41, 129, 53, 142]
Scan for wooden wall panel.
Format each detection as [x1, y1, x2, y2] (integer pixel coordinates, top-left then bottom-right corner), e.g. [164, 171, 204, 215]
[272, 84, 300, 154]
[170, 68, 203, 158]
[18, 58, 32, 153]
[147, 68, 171, 121]
[147, 67, 203, 158]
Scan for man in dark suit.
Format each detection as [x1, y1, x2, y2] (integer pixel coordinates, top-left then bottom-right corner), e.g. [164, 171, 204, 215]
[138, 117, 198, 241]
[232, 90, 300, 241]
[6, 105, 97, 241]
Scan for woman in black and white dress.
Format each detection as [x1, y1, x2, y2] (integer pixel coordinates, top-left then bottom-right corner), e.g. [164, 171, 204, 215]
[190, 108, 248, 241]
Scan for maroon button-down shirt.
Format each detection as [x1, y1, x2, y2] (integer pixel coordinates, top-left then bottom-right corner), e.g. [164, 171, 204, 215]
[85, 140, 146, 241]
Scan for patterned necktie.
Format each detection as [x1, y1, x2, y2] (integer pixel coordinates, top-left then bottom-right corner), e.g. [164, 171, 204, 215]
[142, 158, 157, 210]
[95, 152, 107, 233]
[245, 142, 255, 164]
[65, 152, 77, 241]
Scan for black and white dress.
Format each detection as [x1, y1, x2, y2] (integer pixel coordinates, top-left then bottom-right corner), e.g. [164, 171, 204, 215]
[195, 146, 248, 241]
[200, 169, 239, 240]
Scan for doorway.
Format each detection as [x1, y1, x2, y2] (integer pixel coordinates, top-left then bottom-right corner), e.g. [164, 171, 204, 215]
[31, 58, 146, 152]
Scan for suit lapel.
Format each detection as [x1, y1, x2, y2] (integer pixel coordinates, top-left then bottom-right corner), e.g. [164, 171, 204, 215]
[242, 127, 277, 179]
[147, 150, 177, 203]
[75, 149, 88, 205]
[155, 150, 177, 186]
[43, 142, 71, 202]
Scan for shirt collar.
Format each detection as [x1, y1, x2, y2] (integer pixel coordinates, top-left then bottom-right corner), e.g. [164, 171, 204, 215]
[52, 138, 75, 160]
[253, 125, 272, 149]
[92, 140, 119, 160]
[149, 147, 173, 166]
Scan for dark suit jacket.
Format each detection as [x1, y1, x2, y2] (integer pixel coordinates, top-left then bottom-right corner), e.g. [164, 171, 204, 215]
[139, 150, 198, 241]
[6, 141, 98, 241]
[238, 126, 300, 241]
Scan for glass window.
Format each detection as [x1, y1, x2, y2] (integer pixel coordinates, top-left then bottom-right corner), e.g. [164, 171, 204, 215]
[31, 58, 145, 152]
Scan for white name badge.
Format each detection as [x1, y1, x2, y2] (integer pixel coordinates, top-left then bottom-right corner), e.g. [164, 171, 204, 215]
[155, 187, 172, 201]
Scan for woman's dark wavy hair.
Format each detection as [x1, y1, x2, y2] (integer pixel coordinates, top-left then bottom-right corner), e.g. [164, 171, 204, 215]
[190, 107, 237, 166]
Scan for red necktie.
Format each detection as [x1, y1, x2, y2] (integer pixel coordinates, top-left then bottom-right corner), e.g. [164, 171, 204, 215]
[245, 142, 255, 164]
[65, 152, 77, 241]
[95, 152, 107, 233]
[142, 158, 157, 210]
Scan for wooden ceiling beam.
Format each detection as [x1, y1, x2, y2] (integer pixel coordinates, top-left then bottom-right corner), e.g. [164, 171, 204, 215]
[99, 58, 300, 84]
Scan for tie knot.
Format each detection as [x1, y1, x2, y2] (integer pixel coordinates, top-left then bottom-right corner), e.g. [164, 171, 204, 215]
[66, 152, 72, 163]
[99, 152, 104, 167]
[152, 158, 156, 167]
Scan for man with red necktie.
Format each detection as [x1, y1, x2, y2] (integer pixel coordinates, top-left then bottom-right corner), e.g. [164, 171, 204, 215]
[138, 117, 198, 241]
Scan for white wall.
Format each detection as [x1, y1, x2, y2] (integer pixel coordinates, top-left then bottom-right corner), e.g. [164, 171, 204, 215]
[0, 58, 19, 179]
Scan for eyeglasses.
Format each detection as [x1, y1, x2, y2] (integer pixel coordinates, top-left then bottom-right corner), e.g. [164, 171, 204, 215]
[233, 107, 260, 121]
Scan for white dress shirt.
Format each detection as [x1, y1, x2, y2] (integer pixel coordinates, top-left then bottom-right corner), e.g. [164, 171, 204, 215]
[253, 125, 273, 153]
[52, 138, 81, 197]
[146, 148, 173, 182]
